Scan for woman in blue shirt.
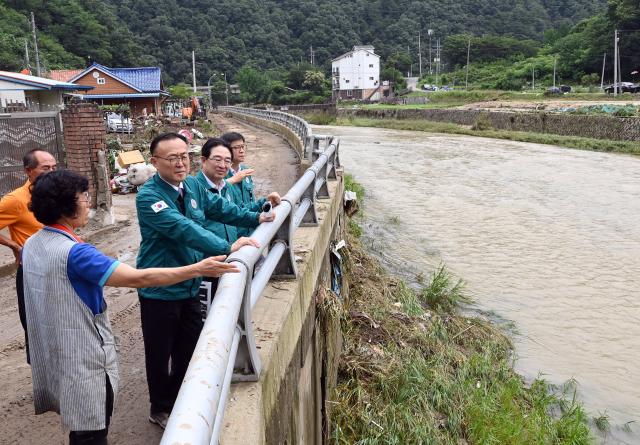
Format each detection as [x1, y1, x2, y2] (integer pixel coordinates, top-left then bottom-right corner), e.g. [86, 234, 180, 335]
[22, 169, 238, 444]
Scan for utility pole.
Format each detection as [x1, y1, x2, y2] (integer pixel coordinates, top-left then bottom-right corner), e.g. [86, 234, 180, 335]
[465, 37, 471, 90]
[310, 46, 315, 65]
[614, 29, 618, 96]
[30, 12, 41, 76]
[553, 57, 557, 88]
[601, 52, 606, 90]
[428, 29, 433, 75]
[192, 50, 197, 93]
[435, 38, 441, 86]
[532, 68, 535, 91]
[24, 39, 31, 73]
[223, 73, 229, 106]
[418, 31, 422, 78]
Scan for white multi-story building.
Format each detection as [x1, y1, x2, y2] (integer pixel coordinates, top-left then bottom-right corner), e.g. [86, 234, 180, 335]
[331, 45, 381, 100]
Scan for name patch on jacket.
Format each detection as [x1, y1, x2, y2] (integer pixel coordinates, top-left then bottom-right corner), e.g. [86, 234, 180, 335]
[151, 200, 169, 213]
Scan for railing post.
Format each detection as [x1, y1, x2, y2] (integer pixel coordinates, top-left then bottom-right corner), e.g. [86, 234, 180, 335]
[232, 269, 261, 381]
[271, 209, 297, 278]
[328, 138, 340, 180]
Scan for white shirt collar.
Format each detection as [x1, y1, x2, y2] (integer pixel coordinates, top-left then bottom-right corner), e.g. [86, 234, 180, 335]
[203, 173, 226, 191]
[159, 174, 183, 193]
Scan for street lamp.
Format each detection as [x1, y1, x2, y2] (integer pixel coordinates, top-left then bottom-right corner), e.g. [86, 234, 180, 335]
[208, 73, 229, 107]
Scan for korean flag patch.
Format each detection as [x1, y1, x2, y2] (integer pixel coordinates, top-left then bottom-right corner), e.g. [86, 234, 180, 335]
[151, 200, 169, 213]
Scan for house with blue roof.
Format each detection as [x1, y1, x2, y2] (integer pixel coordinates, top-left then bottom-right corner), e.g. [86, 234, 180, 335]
[56, 63, 169, 117]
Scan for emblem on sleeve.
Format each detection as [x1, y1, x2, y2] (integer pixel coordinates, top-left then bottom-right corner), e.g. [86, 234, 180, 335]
[191, 198, 197, 209]
[151, 200, 169, 213]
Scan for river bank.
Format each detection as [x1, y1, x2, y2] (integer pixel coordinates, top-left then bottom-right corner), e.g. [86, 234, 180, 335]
[329, 176, 597, 444]
[302, 112, 640, 155]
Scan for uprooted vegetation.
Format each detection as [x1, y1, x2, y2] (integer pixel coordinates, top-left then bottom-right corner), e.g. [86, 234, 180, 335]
[327, 216, 593, 444]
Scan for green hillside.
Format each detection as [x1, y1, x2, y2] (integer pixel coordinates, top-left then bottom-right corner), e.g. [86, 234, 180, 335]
[0, 0, 610, 86]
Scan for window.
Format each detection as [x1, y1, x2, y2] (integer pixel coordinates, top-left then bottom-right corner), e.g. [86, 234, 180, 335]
[369, 77, 374, 80]
[346, 90, 353, 97]
[97, 78, 106, 85]
[345, 79, 350, 83]
[369, 64, 374, 68]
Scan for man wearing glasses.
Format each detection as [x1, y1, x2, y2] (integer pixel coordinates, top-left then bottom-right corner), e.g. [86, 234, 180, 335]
[0, 148, 57, 363]
[136, 132, 274, 429]
[194, 137, 280, 317]
[221, 132, 269, 237]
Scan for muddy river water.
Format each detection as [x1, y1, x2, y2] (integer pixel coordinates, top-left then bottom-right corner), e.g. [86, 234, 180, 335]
[320, 125, 640, 441]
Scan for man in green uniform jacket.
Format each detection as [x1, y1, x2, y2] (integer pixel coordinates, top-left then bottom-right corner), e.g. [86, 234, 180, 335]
[195, 137, 281, 315]
[221, 131, 272, 237]
[136, 132, 274, 429]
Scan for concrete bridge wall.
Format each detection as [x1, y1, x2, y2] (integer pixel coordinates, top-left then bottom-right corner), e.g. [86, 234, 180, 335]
[218, 110, 345, 445]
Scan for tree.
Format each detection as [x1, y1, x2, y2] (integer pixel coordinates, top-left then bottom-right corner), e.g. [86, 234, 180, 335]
[302, 70, 326, 93]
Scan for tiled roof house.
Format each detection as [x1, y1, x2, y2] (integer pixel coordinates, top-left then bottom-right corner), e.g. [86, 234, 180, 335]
[51, 63, 169, 117]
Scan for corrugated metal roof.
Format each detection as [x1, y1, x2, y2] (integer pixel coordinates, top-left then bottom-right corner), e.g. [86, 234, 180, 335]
[0, 70, 92, 90]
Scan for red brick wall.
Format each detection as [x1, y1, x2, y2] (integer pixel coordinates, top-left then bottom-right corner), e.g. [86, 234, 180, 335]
[61, 102, 107, 208]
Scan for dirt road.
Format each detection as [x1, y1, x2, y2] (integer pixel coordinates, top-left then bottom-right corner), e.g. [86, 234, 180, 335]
[0, 115, 299, 444]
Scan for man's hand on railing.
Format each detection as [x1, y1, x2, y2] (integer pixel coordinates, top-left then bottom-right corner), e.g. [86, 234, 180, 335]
[258, 211, 275, 224]
[197, 255, 240, 277]
[227, 168, 255, 184]
[267, 192, 281, 206]
[230, 237, 261, 253]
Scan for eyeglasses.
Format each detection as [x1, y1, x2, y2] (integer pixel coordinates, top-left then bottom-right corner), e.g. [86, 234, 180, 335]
[230, 144, 246, 151]
[154, 154, 190, 165]
[77, 191, 90, 203]
[208, 156, 232, 165]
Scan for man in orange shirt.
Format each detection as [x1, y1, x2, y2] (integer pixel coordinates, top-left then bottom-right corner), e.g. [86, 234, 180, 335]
[0, 149, 57, 362]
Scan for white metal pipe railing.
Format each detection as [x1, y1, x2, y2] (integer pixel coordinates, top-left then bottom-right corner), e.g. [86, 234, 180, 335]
[250, 241, 286, 308]
[161, 106, 339, 445]
[211, 328, 241, 445]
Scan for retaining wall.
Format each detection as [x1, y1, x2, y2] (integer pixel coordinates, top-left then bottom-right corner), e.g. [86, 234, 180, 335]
[219, 111, 345, 444]
[338, 108, 640, 142]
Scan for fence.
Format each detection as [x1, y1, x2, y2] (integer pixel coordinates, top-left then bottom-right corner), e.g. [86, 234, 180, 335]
[0, 111, 64, 196]
[160, 107, 340, 445]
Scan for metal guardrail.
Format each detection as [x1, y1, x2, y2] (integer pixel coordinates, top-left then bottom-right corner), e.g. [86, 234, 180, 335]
[160, 107, 340, 445]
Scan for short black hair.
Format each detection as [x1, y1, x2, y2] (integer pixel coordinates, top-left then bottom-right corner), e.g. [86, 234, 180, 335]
[201, 138, 232, 159]
[23, 149, 50, 169]
[30, 170, 89, 225]
[150, 132, 188, 155]
[220, 132, 245, 146]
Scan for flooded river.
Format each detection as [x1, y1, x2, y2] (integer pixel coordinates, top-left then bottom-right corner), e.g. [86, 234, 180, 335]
[321, 125, 640, 442]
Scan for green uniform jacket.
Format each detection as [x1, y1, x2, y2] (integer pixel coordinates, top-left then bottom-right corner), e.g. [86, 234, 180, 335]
[195, 171, 238, 245]
[136, 173, 259, 300]
[226, 165, 266, 237]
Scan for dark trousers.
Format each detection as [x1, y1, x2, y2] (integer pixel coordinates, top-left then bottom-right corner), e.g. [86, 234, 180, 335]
[139, 296, 203, 414]
[68, 375, 114, 445]
[15, 265, 29, 363]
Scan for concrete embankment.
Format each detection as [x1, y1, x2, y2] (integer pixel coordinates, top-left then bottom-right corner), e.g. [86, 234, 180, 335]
[337, 107, 640, 142]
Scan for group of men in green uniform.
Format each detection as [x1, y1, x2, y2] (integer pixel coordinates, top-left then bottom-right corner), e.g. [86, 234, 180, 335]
[136, 131, 280, 429]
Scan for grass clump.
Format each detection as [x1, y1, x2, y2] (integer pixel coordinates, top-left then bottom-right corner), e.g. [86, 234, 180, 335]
[331, 219, 593, 444]
[335, 117, 640, 155]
